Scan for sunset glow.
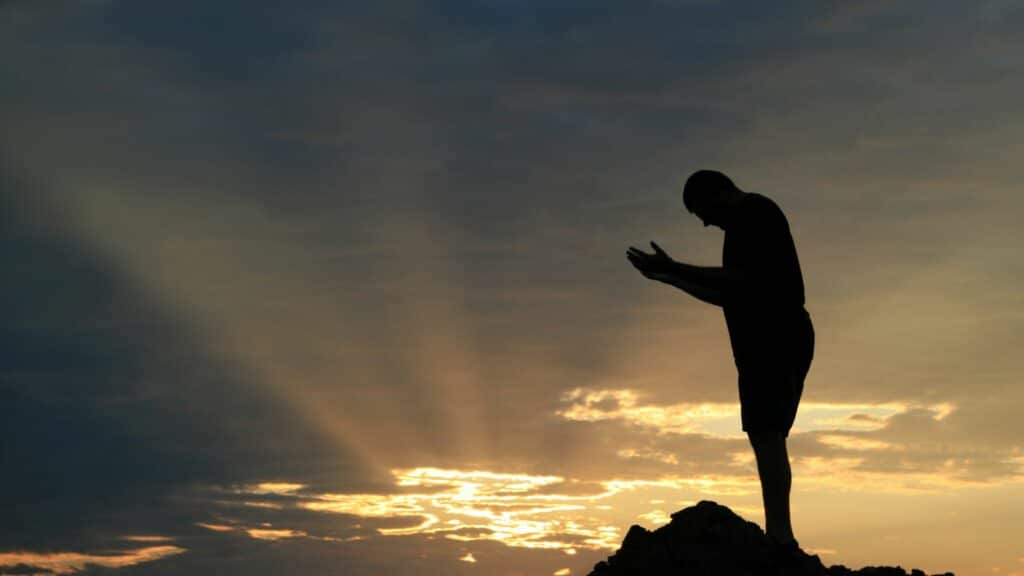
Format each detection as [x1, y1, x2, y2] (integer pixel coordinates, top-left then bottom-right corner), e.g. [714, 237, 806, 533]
[5, 2, 1024, 575]
[302, 468, 621, 550]
[558, 387, 958, 437]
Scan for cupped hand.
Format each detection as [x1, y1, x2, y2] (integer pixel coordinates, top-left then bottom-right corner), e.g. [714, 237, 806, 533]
[626, 241, 675, 276]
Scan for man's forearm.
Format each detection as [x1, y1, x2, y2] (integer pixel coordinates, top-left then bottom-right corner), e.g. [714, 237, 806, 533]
[669, 261, 735, 293]
[665, 275, 723, 307]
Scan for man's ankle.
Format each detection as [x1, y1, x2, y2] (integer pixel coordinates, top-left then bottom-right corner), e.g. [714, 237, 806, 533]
[768, 533, 797, 546]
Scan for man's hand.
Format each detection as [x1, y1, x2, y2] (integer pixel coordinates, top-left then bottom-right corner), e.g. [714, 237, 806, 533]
[627, 241, 676, 282]
[627, 241, 727, 306]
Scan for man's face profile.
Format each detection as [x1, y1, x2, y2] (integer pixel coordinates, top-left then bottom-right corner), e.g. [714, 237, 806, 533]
[687, 191, 722, 229]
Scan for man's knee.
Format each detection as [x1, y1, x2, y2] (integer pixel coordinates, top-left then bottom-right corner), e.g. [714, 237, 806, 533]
[747, 430, 785, 448]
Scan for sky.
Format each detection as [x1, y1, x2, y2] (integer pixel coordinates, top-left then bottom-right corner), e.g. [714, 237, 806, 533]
[2, 1, 1024, 574]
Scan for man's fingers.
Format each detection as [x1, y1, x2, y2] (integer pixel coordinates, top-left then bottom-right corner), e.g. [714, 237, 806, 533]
[627, 251, 650, 264]
[626, 254, 650, 270]
[650, 241, 666, 256]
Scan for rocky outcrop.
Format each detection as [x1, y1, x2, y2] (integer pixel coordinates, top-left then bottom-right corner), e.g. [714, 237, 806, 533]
[589, 500, 953, 576]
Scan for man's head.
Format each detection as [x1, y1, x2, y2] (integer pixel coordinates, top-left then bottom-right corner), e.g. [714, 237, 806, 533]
[682, 169, 744, 229]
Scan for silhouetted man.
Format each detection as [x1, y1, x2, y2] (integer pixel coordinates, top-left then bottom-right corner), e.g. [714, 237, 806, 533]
[626, 169, 814, 553]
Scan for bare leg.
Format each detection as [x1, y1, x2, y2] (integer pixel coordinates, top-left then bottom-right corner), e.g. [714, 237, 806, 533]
[748, 431, 795, 544]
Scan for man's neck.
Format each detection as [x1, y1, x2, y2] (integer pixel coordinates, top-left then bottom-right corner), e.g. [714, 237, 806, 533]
[721, 190, 749, 230]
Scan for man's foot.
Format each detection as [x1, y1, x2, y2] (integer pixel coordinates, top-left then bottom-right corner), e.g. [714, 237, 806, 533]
[767, 537, 828, 576]
[770, 532, 802, 561]
[769, 536, 801, 558]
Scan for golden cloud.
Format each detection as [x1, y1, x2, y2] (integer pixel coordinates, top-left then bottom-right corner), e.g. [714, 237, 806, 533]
[558, 388, 957, 438]
[0, 546, 185, 575]
[298, 467, 759, 551]
[816, 434, 901, 451]
[245, 528, 308, 541]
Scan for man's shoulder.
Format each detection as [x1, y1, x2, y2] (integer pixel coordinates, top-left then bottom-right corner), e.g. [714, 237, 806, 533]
[743, 192, 781, 213]
[734, 193, 786, 228]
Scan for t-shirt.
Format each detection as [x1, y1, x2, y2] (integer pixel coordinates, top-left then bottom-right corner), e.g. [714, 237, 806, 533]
[721, 192, 807, 370]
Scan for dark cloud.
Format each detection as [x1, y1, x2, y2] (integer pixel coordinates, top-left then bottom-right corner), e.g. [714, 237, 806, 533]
[106, 532, 600, 576]
[0, 173, 374, 552]
[0, 564, 54, 575]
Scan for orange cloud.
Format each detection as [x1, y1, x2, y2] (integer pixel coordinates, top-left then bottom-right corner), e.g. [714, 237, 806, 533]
[298, 467, 760, 552]
[196, 522, 236, 532]
[245, 528, 307, 541]
[558, 388, 958, 440]
[0, 546, 185, 575]
[816, 434, 900, 451]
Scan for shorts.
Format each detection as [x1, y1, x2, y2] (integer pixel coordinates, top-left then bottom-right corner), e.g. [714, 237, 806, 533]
[736, 312, 814, 437]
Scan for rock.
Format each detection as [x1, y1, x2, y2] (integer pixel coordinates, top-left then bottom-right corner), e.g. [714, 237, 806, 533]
[589, 500, 954, 576]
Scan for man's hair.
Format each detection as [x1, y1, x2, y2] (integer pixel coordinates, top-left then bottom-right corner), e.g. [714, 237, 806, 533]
[683, 169, 737, 212]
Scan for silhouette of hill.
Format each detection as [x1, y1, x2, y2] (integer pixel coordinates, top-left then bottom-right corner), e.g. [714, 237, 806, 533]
[589, 500, 954, 576]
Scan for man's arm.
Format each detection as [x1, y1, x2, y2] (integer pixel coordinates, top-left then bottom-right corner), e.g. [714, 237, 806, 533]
[642, 263, 742, 307]
[627, 242, 742, 307]
[642, 269, 725, 306]
[669, 261, 734, 296]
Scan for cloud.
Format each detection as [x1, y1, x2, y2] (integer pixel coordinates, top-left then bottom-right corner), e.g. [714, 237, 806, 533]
[120, 535, 176, 543]
[556, 387, 952, 438]
[0, 176, 371, 554]
[815, 434, 898, 452]
[301, 467, 616, 551]
[0, 564, 53, 575]
[0, 547, 185, 575]
[245, 529, 308, 541]
[171, 466, 762, 559]
[557, 389, 1024, 491]
[822, 406, 1024, 485]
[196, 523, 236, 533]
